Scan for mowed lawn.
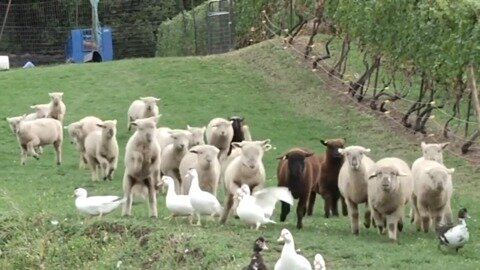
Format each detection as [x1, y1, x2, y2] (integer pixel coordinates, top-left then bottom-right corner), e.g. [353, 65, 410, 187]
[0, 41, 479, 269]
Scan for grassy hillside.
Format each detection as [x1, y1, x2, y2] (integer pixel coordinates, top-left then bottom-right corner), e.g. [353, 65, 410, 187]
[0, 40, 478, 269]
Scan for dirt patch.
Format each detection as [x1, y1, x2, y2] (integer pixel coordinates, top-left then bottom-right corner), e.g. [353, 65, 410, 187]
[286, 35, 480, 168]
[83, 221, 152, 239]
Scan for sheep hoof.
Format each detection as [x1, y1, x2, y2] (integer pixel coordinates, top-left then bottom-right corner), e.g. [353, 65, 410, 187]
[364, 222, 370, 229]
[103, 177, 107, 181]
[34, 156, 40, 160]
[353, 230, 359, 236]
[57, 162, 61, 165]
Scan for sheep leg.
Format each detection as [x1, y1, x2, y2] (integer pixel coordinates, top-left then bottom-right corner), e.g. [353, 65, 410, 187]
[220, 194, 234, 224]
[386, 215, 398, 242]
[53, 139, 62, 165]
[346, 199, 359, 235]
[87, 156, 99, 181]
[195, 213, 202, 226]
[296, 196, 307, 229]
[146, 177, 158, 218]
[307, 191, 316, 216]
[122, 175, 134, 216]
[323, 194, 332, 218]
[341, 195, 348, 216]
[20, 145, 28, 165]
[372, 208, 384, 235]
[443, 203, 453, 226]
[34, 146, 43, 155]
[418, 205, 430, 233]
[364, 201, 372, 229]
[26, 140, 40, 160]
[280, 201, 291, 222]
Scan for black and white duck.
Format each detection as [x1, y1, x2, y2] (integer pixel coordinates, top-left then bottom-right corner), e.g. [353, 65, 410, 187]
[436, 208, 470, 252]
[244, 236, 269, 270]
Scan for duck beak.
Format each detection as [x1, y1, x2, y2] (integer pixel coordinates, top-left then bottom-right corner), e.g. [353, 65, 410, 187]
[262, 243, 269, 251]
[277, 236, 284, 242]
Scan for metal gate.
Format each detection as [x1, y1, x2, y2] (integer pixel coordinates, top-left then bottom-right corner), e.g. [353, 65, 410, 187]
[206, 0, 235, 54]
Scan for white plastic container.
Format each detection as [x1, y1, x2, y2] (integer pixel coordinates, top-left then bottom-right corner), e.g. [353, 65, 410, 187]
[0, 55, 9, 70]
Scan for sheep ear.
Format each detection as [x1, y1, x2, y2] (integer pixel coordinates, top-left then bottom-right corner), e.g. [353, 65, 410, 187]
[187, 124, 192, 130]
[190, 149, 199, 154]
[362, 148, 371, 154]
[112, 119, 117, 125]
[320, 140, 328, 146]
[232, 142, 242, 149]
[305, 151, 314, 157]
[277, 154, 287, 160]
[229, 120, 234, 125]
[263, 144, 272, 152]
[446, 168, 455, 174]
[96, 124, 105, 128]
[154, 97, 160, 102]
[421, 141, 427, 149]
[151, 114, 161, 123]
[395, 171, 408, 177]
[368, 172, 377, 179]
[63, 126, 69, 130]
[441, 142, 450, 149]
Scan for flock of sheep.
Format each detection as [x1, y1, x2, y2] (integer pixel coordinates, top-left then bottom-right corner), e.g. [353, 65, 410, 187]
[4, 92, 466, 268]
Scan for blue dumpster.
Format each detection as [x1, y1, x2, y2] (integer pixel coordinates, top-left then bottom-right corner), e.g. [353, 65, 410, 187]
[65, 27, 113, 63]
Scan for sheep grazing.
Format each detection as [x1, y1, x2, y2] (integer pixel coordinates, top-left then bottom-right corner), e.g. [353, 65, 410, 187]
[338, 146, 375, 235]
[84, 120, 119, 181]
[65, 116, 103, 169]
[122, 115, 162, 218]
[411, 159, 454, 233]
[277, 147, 322, 229]
[6, 116, 63, 165]
[367, 157, 413, 241]
[179, 145, 221, 196]
[160, 130, 190, 194]
[47, 92, 66, 123]
[228, 116, 252, 154]
[317, 139, 347, 218]
[205, 117, 234, 159]
[127, 96, 160, 131]
[220, 139, 272, 224]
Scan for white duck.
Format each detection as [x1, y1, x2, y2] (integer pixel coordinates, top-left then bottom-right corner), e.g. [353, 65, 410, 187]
[73, 187, 126, 218]
[437, 207, 470, 252]
[313, 254, 326, 270]
[235, 184, 294, 230]
[186, 168, 223, 226]
[275, 228, 312, 270]
[162, 176, 194, 222]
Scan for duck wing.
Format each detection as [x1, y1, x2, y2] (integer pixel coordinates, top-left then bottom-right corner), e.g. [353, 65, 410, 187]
[252, 187, 294, 218]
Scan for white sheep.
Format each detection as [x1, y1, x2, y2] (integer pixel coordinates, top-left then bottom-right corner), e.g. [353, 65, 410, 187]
[338, 146, 375, 235]
[84, 120, 119, 181]
[160, 130, 190, 194]
[26, 104, 50, 120]
[6, 116, 63, 165]
[205, 117, 234, 159]
[411, 159, 454, 232]
[6, 115, 44, 155]
[219, 139, 272, 224]
[186, 125, 206, 148]
[122, 115, 162, 218]
[367, 157, 413, 241]
[47, 92, 66, 123]
[127, 97, 160, 131]
[157, 125, 206, 150]
[179, 144, 220, 196]
[65, 116, 103, 169]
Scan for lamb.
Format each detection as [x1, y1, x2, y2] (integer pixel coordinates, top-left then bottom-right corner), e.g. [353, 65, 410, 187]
[26, 104, 50, 120]
[84, 120, 119, 181]
[6, 115, 44, 155]
[228, 116, 252, 154]
[65, 116, 103, 169]
[179, 144, 221, 196]
[411, 159, 454, 233]
[317, 139, 347, 218]
[160, 130, 190, 194]
[47, 92, 66, 123]
[367, 157, 413, 241]
[337, 146, 375, 235]
[219, 139, 272, 224]
[127, 97, 160, 131]
[122, 115, 162, 218]
[156, 125, 206, 150]
[6, 116, 63, 165]
[205, 117, 234, 159]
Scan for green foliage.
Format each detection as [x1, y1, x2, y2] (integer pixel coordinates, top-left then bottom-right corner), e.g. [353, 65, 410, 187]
[156, 2, 208, 57]
[326, 0, 480, 83]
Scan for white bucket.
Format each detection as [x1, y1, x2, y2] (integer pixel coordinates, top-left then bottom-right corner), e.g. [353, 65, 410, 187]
[0, 55, 9, 70]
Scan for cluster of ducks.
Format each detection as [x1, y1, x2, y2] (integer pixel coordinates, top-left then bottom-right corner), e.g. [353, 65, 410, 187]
[73, 170, 470, 269]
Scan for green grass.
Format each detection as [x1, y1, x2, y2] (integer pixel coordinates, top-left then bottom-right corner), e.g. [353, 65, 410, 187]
[0, 40, 479, 269]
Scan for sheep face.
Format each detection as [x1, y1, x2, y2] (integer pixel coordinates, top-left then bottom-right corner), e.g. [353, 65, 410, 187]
[232, 139, 271, 170]
[97, 120, 117, 139]
[278, 149, 314, 175]
[187, 125, 206, 147]
[426, 167, 454, 191]
[49, 92, 64, 106]
[169, 131, 189, 151]
[190, 145, 219, 168]
[321, 138, 346, 158]
[140, 97, 160, 114]
[421, 142, 449, 163]
[369, 166, 407, 192]
[338, 146, 370, 170]
[131, 115, 161, 143]
[66, 122, 82, 144]
[212, 120, 233, 137]
[6, 115, 26, 134]
[30, 104, 49, 118]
